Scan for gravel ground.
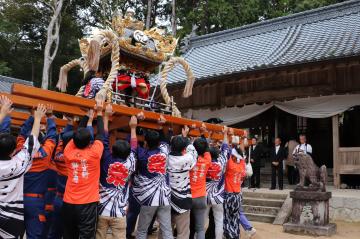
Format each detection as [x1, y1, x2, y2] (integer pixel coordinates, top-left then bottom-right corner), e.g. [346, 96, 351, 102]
[115, 219, 360, 239]
[247, 221, 360, 239]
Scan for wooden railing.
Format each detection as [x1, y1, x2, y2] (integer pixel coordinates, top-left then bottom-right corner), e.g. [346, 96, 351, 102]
[338, 147, 360, 174]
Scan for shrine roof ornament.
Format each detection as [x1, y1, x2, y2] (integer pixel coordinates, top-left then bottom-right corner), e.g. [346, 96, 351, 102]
[56, 9, 193, 117]
[78, 9, 178, 65]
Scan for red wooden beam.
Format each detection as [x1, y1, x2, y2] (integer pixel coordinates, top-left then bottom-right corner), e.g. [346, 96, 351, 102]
[11, 111, 68, 127]
[8, 84, 245, 140]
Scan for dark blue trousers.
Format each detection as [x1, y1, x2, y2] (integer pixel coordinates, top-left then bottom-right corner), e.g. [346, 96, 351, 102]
[126, 192, 141, 238]
[24, 196, 46, 239]
[44, 169, 57, 237]
[47, 195, 64, 239]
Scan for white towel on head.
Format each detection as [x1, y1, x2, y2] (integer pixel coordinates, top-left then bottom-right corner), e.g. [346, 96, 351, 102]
[231, 148, 245, 163]
[232, 135, 240, 145]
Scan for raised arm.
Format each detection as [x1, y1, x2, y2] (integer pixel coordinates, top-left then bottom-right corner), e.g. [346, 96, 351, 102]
[62, 115, 74, 134]
[40, 106, 57, 157]
[0, 96, 13, 126]
[0, 96, 13, 134]
[31, 104, 47, 139]
[103, 104, 114, 152]
[182, 125, 198, 168]
[157, 115, 169, 144]
[84, 109, 95, 141]
[0, 116, 11, 134]
[199, 123, 207, 139]
[78, 115, 89, 129]
[94, 95, 104, 142]
[45, 105, 57, 142]
[129, 115, 138, 150]
[104, 103, 114, 133]
[219, 126, 231, 167]
[6, 105, 45, 178]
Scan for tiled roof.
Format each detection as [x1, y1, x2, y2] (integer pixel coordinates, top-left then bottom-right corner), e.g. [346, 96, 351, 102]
[166, 0, 360, 85]
[0, 75, 33, 93]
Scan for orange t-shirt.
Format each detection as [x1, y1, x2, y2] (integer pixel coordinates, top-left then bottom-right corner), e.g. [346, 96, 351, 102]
[190, 152, 211, 198]
[225, 156, 246, 193]
[63, 139, 104, 204]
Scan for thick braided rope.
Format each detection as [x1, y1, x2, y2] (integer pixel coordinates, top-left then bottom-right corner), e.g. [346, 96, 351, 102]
[160, 57, 195, 117]
[57, 58, 81, 92]
[75, 59, 90, 97]
[96, 31, 120, 102]
[181, 59, 195, 98]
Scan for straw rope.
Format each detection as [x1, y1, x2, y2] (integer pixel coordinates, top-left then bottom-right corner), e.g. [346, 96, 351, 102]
[160, 57, 195, 117]
[96, 31, 120, 102]
[57, 58, 82, 92]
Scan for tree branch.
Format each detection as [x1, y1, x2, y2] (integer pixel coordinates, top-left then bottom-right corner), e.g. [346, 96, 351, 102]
[49, 18, 60, 61]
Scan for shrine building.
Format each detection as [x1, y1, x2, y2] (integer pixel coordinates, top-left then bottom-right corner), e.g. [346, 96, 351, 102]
[164, 0, 360, 188]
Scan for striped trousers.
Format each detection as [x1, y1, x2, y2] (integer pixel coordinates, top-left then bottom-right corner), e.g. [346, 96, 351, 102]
[223, 192, 242, 239]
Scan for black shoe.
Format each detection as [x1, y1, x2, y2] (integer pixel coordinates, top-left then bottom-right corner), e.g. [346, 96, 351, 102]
[147, 227, 157, 235]
[269, 187, 275, 190]
[279, 188, 283, 190]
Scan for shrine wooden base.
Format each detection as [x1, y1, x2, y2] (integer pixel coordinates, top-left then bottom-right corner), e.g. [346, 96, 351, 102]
[3, 84, 245, 141]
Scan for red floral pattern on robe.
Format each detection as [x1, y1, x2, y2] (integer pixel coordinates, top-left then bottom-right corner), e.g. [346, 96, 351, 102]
[207, 162, 222, 180]
[106, 162, 129, 187]
[147, 154, 167, 174]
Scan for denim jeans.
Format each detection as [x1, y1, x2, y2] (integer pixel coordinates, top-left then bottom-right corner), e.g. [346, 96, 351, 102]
[47, 195, 64, 239]
[240, 194, 252, 231]
[190, 196, 207, 239]
[205, 204, 223, 239]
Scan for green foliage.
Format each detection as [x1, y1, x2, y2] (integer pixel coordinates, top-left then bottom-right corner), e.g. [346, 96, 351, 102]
[176, 0, 346, 37]
[0, 62, 12, 75]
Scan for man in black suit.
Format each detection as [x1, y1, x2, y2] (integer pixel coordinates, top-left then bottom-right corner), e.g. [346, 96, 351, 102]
[270, 137, 286, 190]
[249, 137, 263, 188]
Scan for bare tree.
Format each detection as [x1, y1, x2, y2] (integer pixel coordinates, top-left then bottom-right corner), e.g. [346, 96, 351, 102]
[171, 0, 176, 36]
[41, 0, 64, 89]
[146, 0, 152, 29]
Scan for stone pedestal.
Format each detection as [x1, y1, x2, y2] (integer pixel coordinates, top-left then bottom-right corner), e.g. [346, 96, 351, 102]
[283, 191, 337, 236]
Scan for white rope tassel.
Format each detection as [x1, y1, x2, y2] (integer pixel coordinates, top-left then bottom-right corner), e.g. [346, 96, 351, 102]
[57, 58, 82, 92]
[160, 57, 195, 117]
[96, 31, 120, 101]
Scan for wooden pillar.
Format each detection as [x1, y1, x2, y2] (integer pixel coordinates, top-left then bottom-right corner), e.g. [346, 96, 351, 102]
[275, 108, 279, 138]
[332, 115, 340, 188]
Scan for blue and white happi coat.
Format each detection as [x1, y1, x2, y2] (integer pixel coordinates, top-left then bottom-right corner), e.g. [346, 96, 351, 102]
[206, 143, 230, 205]
[98, 132, 137, 217]
[132, 143, 171, 207]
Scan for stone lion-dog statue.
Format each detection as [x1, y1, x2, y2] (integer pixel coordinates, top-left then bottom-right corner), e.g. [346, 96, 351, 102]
[293, 153, 327, 192]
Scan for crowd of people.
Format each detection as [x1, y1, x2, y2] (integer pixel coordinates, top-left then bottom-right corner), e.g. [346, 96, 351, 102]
[0, 95, 258, 239]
